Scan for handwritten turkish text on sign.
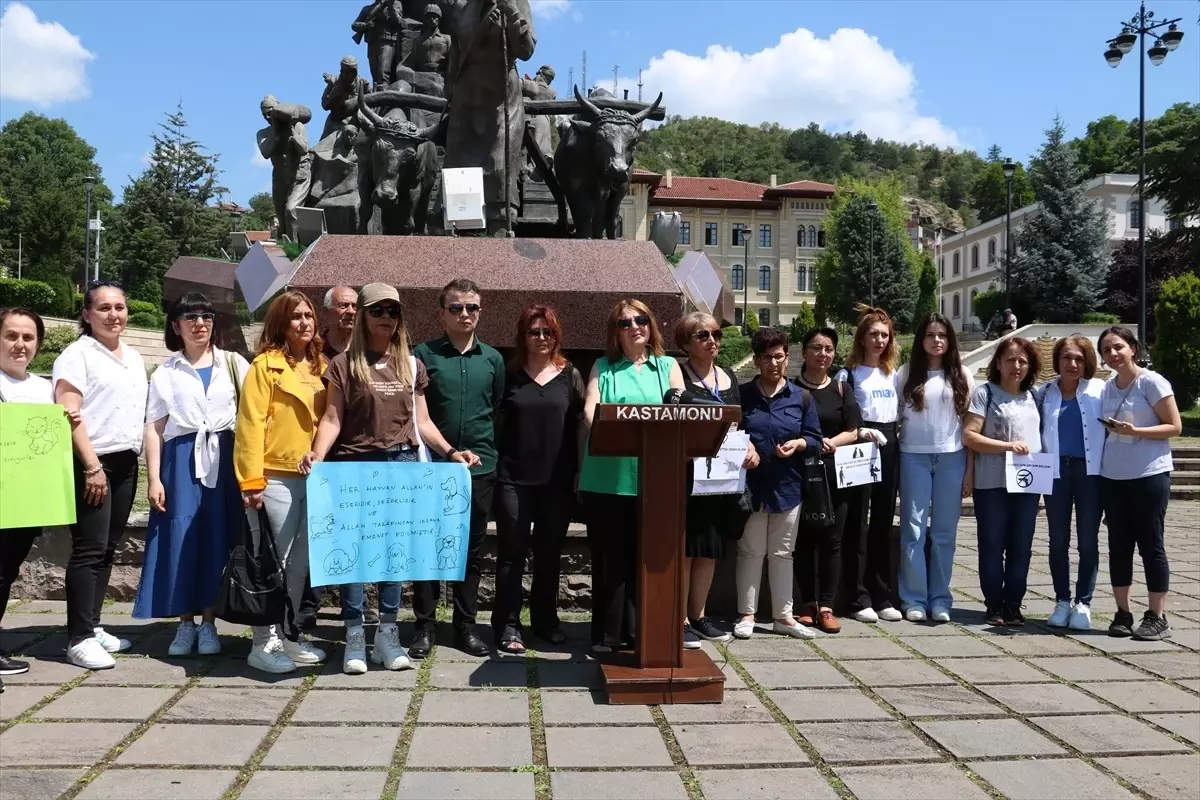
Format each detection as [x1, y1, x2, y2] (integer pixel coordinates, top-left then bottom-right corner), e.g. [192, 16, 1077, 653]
[835, 441, 881, 489]
[306, 461, 472, 587]
[1005, 452, 1055, 494]
[0, 403, 76, 529]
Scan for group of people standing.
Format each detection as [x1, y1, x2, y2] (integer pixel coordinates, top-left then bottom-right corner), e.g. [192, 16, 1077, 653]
[0, 286, 1184, 691]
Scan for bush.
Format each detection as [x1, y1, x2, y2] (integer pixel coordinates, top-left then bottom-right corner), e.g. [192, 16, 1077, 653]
[28, 325, 79, 375]
[716, 331, 752, 368]
[1081, 312, 1120, 325]
[972, 288, 1005, 328]
[788, 302, 817, 343]
[0, 278, 58, 314]
[899, 341, 913, 367]
[744, 308, 760, 334]
[1152, 273, 1200, 411]
[127, 311, 163, 329]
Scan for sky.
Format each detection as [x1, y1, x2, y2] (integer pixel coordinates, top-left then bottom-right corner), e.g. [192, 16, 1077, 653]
[2, 0, 1198, 206]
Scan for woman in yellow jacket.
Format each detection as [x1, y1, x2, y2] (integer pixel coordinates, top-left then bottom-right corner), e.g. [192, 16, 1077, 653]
[234, 291, 329, 674]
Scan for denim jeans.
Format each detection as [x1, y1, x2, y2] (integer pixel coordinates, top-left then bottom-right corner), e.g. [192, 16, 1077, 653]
[974, 488, 1040, 609]
[898, 449, 966, 614]
[333, 447, 418, 626]
[1044, 457, 1101, 605]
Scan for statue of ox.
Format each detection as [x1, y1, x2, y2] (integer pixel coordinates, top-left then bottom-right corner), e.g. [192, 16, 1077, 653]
[554, 86, 662, 239]
[356, 82, 439, 235]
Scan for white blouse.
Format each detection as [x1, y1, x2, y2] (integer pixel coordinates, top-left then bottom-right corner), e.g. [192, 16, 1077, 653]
[52, 336, 148, 456]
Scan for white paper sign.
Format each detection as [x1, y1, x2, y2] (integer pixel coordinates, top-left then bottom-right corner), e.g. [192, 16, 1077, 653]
[835, 442, 881, 488]
[1005, 452, 1055, 494]
[692, 430, 750, 496]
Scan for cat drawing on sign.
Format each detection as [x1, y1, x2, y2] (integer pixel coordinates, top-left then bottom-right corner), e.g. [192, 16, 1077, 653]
[385, 543, 416, 574]
[323, 543, 359, 576]
[25, 416, 58, 455]
[436, 529, 462, 570]
[441, 476, 469, 515]
[309, 514, 335, 539]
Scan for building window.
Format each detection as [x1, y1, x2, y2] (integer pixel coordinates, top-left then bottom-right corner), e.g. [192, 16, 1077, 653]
[796, 227, 807, 247]
[614, 216, 624, 239]
[759, 224, 772, 248]
[732, 223, 749, 246]
[808, 265, 816, 292]
[952, 252, 960, 275]
[1168, 217, 1182, 232]
[940, 296, 945, 315]
[817, 227, 825, 247]
[1129, 199, 1142, 230]
[679, 221, 691, 245]
[939, 256, 945, 278]
[796, 264, 807, 292]
[970, 288, 978, 317]
[731, 264, 744, 291]
[808, 225, 818, 249]
[987, 238, 996, 264]
[758, 308, 771, 328]
[734, 307, 744, 327]
[952, 293, 961, 318]
[971, 244, 979, 271]
[704, 222, 718, 246]
[758, 265, 771, 291]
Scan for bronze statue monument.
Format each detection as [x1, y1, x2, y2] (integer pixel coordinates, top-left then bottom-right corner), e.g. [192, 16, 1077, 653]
[258, 96, 313, 241]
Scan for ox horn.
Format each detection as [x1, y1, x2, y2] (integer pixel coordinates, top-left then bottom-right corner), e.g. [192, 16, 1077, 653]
[574, 84, 601, 120]
[632, 92, 663, 125]
[358, 80, 384, 129]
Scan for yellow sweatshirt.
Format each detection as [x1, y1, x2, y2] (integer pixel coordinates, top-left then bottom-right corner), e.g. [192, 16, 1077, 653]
[234, 350, 326, 492]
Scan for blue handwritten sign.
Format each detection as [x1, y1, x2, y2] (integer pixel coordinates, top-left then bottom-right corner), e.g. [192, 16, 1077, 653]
[306, 461, 472, 587]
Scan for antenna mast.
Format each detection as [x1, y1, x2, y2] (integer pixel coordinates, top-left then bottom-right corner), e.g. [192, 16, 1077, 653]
[613, 64, 619, 94]
[581, 50, 587, 93]
[637, 69, 643, 102]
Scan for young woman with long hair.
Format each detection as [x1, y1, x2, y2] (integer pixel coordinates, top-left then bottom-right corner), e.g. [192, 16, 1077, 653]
[894, 313, 974, 623]
[834, 306, 901, 623]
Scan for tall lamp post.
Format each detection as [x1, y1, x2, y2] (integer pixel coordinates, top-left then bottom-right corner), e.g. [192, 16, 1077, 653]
[741, 225, 750, 333]
[866, 199, 878, 306]
[1104, 2, 1184, 364]
[1003, 158, 1015, 309]
[82, 176, 96, 289]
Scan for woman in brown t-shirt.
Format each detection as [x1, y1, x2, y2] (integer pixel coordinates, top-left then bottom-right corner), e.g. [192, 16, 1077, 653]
[302, 283, 479, 676]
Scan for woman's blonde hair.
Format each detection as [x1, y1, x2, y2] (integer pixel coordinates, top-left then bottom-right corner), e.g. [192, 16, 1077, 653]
[604, 299, 665, 361]
[846, 304, 898, 375]
[674, 311, 719, 350]
[348, 302, 413, 388]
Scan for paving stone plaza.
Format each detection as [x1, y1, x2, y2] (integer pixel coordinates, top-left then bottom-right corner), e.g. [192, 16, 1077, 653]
[1, 503, 1197, 800]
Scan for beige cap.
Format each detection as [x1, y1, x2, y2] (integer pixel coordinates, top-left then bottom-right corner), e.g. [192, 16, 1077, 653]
[359, 282, 401, 308]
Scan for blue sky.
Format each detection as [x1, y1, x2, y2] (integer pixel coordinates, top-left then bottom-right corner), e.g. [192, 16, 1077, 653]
[2, 0, 1197, 206]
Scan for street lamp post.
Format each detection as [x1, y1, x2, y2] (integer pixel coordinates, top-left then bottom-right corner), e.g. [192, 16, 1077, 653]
[82, 176, 96, 289]
[741, 226, 750, 334]
[1105, 1, 1184, 364]
[1003, 158, 1015, 309]
[866, 199, 878, 307]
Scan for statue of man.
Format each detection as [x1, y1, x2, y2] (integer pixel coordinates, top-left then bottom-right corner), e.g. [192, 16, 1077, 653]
[352, 0, 406, 89]
[406, 4, 452, 75]
[521, 64, 555, 178]
[258, 96, 313, 241]
[320, 56, 372, 140]
[442, 0, 537, 236]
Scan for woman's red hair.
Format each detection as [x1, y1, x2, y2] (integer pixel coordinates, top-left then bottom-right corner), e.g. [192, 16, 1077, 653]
[511, 304, 567, 369]
[258, 290, 324, 375]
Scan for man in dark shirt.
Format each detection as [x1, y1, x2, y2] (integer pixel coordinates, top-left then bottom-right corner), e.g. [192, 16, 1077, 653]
[410, 278, 505, 657]
[322, 286, 358, 360]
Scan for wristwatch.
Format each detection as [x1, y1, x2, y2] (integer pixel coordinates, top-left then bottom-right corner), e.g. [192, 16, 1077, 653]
[446, 448, 459, 459]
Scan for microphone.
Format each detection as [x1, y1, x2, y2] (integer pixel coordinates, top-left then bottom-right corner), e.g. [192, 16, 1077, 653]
[663, 388, 724, 406]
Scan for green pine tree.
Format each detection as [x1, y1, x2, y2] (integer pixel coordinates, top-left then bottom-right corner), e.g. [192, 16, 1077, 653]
[914, 252, 939, 325]
[1010, 116, 1111, 323]
[788, 301, 817, 342]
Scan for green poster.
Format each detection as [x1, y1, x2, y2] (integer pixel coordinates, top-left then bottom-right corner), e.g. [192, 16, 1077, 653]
[0, 403, 77, 529]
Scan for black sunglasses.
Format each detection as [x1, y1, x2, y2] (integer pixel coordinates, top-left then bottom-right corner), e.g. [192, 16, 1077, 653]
[446, 303, 481, 315]
[180, 312, 215, 323]
[367, 305, 402, 319]
[692, 329, 723, 342]
[526, 328, 554, 339]
[617, 314, 651, 330]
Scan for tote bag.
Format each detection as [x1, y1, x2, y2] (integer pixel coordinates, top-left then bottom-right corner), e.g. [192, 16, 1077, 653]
[214, 507, 288, 626]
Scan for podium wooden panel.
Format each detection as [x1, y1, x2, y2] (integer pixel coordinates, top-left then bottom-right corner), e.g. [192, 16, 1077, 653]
[589, 403, 740, 704]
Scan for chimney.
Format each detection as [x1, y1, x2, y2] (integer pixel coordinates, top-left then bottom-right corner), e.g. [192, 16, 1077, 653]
[770, 174, 777, 188]
[665, 169, 673, 189]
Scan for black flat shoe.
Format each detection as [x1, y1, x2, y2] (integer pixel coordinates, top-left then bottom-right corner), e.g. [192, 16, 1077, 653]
[408, 628, 435, 660]
[532, 627, 566, 646]
[0, 653, 30, 676]
[455, 629, 490, 657]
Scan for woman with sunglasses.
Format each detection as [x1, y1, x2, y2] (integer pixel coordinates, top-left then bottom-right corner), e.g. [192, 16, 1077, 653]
[676, 313, 757, 648]
[492, 305, 586, 654]
[303, 284, 478, 674]
[135, 293, 249, 657]
[579, 300, 684, 652]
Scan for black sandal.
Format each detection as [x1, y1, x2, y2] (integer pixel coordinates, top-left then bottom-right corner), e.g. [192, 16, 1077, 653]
[498, 629, 525, 654]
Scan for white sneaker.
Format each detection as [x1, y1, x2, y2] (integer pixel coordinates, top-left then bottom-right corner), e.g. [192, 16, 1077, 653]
[248, 637, 296, 674]
[931, 607, 951, 623]
[168, 622, 197, 656]
[905, 608, 927, 622]
[854, 608, 880, 623]
[1048, 600, 1073, 628]
[773, 619, 816, 639]
[93, 627, 131, 653]
[372, 624, 413, 671]
[343, 626, 368, 674]
[1068, 603, 1092, 631]
[282, 636, 326, 665]
[196, 622, 221, 655]
[733, 620, 756, 639]
[68, 637, 116, 670]
[878, 607, 903, 622]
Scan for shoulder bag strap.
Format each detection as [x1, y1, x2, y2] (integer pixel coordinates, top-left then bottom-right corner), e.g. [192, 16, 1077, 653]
[410, 355, 429, 462]
[224, 351, 241, 409]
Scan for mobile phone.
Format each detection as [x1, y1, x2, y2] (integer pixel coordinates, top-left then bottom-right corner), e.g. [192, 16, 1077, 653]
[1098, 416, 1119, 427]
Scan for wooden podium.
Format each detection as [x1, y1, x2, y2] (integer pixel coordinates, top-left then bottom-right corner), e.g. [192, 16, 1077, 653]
[589, 402, 741, 704]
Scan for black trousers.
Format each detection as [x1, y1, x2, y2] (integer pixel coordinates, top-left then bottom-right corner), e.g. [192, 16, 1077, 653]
[797, 472, 859, 609]
[0, 527, 40, 626]
[67, 450, 139, 642]
[842, 423, 899, 612]
[492, 481, 572, 638]
[1103, 473, 1171, 592]
[412, 471, 494, 632]
[583, 491, 638, 647]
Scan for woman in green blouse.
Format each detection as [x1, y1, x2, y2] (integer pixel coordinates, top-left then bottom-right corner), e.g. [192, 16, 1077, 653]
[579, 299, 685, 652]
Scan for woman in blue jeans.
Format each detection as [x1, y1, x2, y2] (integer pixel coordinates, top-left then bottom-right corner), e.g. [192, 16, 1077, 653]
[303, 283, 478, 675]
[962, 338, 1043, 627]
[1037, 335, 1106, 631]
[894, 314, 974, 623]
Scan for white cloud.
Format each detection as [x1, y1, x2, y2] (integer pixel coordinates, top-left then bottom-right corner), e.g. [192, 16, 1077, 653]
[0, 2, 94, 107]
[642, 27, 961, 147]
[530, 0, 570, 20]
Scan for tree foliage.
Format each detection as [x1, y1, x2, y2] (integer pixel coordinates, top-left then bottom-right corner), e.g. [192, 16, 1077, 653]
[1010, 117, 1111, 323]
[972, 288, 1006, 328]
[1069, 114, 1136, 179]
[970, 158, 1035, 223]
[788, 301, 816, 343]
[239, 192, 276, 232]
[1144, 102, 1200, 259]
[1152, 272, 1200, 410]
[1104, 230, 1196, 342]
[913, 251, 939, 326]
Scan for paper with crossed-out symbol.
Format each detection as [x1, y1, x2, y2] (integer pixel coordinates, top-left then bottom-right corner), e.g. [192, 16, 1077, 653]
[1005, 452, 1054, 494]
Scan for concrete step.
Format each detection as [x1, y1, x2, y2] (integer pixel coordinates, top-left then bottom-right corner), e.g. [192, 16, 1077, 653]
[1174, 457, 1200, 473]
[1173, 473, 1200, 486]
[1173, 446, 1200, 459]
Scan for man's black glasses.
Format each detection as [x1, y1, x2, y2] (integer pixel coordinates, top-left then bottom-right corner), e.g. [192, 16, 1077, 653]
[446, 303, 481, 315]
[617, 315, 651, 330]
[367, 305, 402, 319]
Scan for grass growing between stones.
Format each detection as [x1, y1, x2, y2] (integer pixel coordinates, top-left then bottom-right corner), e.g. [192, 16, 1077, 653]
[524, 654, 552, 800]
[647, 705, 704, 800]
[380, 648, 436, 800]
[218, 670, 319, 800]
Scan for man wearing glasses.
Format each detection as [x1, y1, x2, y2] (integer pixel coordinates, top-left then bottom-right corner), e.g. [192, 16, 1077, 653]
[410, 279, 505, 657]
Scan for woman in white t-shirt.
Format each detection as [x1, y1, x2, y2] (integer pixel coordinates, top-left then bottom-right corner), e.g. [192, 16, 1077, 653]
[893, 313, 974, 623]
[1097, 326, 1182, 642]
[834, 306, 901, 623]
[52, 282, 148, 671]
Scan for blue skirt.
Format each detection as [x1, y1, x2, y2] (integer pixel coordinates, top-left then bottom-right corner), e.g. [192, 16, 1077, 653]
[134, 431, 242, 619]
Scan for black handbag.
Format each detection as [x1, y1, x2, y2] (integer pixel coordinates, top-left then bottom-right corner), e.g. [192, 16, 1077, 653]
[800, 454, 835, 528]
[215, 507, 288, 626]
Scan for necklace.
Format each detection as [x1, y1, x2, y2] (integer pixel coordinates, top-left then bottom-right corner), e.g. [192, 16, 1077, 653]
[687, 361, 722, 401]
